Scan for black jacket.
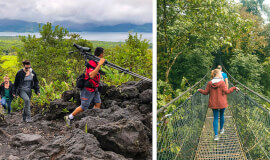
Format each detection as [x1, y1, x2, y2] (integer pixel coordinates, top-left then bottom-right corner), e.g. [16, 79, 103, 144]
[14, 69, 40, 94]
[0, 81, 15, 99]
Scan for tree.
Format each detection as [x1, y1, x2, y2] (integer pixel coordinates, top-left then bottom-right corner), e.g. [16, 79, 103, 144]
[105, 33, 152, 80]
[240, 0, 270, 20]
[157, 0, 250, 83]
[228, 49, 264, 92]
[17, 22, 93, 84]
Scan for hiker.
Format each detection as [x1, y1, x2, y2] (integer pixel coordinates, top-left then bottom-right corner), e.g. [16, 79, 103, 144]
[198, 69, 239, 140]
[0, 74, 15, 114]
[65, 47, 105, 127]
[217, 65, 228, 89]
[14, 60, 40, 122]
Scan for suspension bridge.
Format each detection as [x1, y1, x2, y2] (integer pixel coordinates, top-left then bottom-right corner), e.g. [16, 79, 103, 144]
[157, 64, 270, 160]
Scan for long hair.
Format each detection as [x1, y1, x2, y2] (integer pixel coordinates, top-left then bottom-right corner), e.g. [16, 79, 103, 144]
[211, 69, 220, 79]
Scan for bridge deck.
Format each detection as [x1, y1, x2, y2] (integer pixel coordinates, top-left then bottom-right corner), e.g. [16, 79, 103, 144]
[195, 108, 247, 160]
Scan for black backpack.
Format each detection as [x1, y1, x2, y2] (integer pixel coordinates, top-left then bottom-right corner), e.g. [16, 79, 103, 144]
[76, 73, 86, 89]
[76, 73, 96, 89]
[76, 60, 105, 89]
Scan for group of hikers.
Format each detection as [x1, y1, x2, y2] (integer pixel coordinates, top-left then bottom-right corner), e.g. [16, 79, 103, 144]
[198, 65, 240, 141]
[0, 47, 105, 126]
[0, 60, 39, 122]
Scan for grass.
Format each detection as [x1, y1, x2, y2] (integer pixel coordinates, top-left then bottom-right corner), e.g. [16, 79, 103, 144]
[0, 36, 20, 40]
[0, 55, 20, 81]
[1, 56, 18, 68]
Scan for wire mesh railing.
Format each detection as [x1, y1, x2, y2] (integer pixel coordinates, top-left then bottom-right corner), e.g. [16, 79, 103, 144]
[157, 84, 209, 160]
[221, 63, 270, 158]
[157, 60, 270, 159]
[228, 82, 270, 159]
[222, 64, 270, 106]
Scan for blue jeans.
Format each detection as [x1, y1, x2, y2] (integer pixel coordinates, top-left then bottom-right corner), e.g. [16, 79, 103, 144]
[19, 89, 32, 121]
[1, 97, 12, 114]
[212, 108, 225, 136]
[80, 88, 101, 110]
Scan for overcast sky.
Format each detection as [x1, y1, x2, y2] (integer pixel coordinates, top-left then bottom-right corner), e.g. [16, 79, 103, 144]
[0, 0, 152, 25]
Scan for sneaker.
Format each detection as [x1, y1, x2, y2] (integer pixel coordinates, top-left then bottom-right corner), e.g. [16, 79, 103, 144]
[220, 128, 224, 134]
[214, 135, 219, 141]
[25, 119, 33, 123]
[64, 116, 71, 127]
[25, 118, 33, 123]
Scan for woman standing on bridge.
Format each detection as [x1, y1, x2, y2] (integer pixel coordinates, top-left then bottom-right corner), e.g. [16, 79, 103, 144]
[198, 69, 239, 140]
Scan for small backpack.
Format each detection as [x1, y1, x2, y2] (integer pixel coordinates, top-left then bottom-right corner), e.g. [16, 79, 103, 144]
[76, 73, 86, 89]
[76, 72, 97, 89]
[76, 61, 99, 89]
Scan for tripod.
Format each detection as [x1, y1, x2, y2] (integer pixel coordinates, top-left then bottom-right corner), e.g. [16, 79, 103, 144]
[73, 43, 152, 82]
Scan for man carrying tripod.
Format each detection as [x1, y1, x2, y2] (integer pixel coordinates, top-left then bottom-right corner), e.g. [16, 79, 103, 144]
[65, 47, 105, 127]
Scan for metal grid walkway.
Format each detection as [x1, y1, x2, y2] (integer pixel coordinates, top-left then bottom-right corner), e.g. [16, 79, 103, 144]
[195, 108, 247, 160]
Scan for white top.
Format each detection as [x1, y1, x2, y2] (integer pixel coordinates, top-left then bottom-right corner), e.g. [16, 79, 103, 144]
[211, 77, 222, 84]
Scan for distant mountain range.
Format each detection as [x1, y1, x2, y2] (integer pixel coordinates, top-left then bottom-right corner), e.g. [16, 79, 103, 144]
[0, 19, 152, 33]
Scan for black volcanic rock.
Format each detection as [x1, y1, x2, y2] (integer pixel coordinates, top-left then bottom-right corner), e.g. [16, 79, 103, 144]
[90, 119, 150, 159]
[28, 129, 127, 160]
[11, 133, 45, 147]
[139, 89, 152, 103]
[45, 99, 76, 120]
[0, 80, 152, 160]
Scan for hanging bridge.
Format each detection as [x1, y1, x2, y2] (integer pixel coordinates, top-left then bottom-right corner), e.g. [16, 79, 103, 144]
[157, 65, 270, 160]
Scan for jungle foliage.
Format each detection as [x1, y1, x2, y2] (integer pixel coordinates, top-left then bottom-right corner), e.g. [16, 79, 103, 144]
[0, 22, 152, 111]
[157, 0, 270, 110]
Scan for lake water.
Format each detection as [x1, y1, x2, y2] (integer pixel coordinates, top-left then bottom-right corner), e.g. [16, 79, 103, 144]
[0, 32, 152, 42]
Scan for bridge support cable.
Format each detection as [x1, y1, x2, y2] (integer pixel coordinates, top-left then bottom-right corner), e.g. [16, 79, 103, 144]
[157, 56, 270, 159]
[222, 65, 270, 106]
[157, 89, 209, 159]
[218, 63, 270, 159]
[228, 84, 270, 159]
[157, 64, 214, 159]
[157, 73, 210, 115]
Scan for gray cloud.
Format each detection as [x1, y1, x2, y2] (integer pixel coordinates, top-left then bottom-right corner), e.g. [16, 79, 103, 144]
[0, 0, 152, 25]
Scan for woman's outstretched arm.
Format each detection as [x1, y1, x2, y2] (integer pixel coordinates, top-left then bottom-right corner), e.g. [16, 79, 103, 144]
[198, 82, 210, 95]
[221, 82, 237, 94]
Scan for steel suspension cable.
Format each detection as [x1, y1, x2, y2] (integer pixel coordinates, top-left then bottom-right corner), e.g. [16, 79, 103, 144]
[222, 64, 270, 107]
[157, 72, 209, 114]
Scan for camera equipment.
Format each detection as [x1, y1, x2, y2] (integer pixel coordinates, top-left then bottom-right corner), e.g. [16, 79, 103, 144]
[72, 43, 152, 82]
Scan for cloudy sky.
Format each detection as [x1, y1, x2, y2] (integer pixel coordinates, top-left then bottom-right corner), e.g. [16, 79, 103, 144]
[0, 0, 152, 25]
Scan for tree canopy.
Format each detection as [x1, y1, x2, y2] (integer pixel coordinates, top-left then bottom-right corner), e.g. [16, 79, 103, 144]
[157, 0, 270, 109]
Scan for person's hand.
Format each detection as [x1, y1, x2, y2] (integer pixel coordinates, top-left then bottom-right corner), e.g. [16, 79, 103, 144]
[98, 58, 105, 66]
[37, 93, 40, 97]
[236, 87, 240, 92]
[197, 89, 200, 91]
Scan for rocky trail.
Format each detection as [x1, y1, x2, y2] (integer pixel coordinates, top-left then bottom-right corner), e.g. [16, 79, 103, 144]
[0, 81, 152, 160]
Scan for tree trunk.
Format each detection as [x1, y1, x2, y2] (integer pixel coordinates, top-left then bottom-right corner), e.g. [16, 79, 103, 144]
[165, 52, 182, 82]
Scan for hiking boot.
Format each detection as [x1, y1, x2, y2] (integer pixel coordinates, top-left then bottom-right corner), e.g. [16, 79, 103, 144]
[214, 135, 219, 141]
[220, 128, 224, 134]
[25, 118, 33, 123]
[64, 116, 72, 127]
